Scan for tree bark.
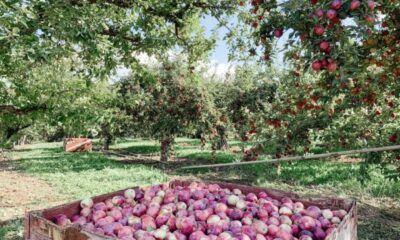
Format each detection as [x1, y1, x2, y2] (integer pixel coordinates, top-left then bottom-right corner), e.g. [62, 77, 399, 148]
[213, 125, 228, 150]
[103, 134, 113, 150]
[17, 135, 27, 145]
[47, 127, 65, 142]
[243, 144, 264, 161]
[0, 105, 47, 115]
[160, 137, 173, 162]
[5, 124, 32, 140]
[200, 135, 206, 150]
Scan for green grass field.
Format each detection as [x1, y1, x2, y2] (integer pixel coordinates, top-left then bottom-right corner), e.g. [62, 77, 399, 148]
[1, 138, 399, 239]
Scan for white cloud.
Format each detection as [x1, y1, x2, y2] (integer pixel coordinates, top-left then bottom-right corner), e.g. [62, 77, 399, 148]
[116, 67, 131, 77]
[197, 60, 236, 81]
[137, 53, 159, 66]
[111, 53, 236, 82]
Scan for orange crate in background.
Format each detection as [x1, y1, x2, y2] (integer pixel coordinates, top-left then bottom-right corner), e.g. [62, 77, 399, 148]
[63, 138, 92, 152]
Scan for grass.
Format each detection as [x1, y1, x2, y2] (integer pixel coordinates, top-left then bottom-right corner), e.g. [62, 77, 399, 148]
[0, 219, 24, 240]
[240, 160, 400, 199]
[1, 138, 400, 239]
[13, 146, 170, 199]
[112, 137, 240, 163]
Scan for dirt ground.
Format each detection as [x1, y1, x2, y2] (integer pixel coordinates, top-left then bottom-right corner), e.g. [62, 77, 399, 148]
[0, 150, 63, 222]
[0, 170, 64, 222]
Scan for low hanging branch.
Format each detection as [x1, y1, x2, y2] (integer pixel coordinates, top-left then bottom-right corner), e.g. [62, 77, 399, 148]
[180, 145, 400, 170]
[0, 104, 47, 115]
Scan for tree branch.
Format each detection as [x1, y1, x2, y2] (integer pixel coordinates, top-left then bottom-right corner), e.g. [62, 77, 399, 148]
[0, 105, 47, 115]
[70, 0, 234, 10]
[69, 0, 131, 8]
[5, 124, 32, 140]
[192, 1, 236, 11]
[101, 29, 141, 45]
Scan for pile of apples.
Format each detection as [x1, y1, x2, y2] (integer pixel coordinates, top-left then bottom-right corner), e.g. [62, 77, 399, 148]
[54, 182, 348, 240]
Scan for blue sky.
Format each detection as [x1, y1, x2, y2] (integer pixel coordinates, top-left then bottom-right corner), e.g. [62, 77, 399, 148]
[200, 14, 289, 67]
[200, 16, 230, 63]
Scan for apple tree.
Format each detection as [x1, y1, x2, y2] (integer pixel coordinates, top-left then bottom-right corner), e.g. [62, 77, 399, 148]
[0, 59, 92, 146]
[1, 0, 241, 149]
[116, 59, 213, 161]
[234, 0, 400, 178]
[0, 0, 241, 79]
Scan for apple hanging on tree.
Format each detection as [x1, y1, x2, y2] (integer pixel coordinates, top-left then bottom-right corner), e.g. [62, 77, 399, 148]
[314, 25, 325, 36]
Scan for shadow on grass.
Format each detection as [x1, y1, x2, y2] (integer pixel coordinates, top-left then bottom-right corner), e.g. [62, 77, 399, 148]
[175, 138, 201, 144]
[174, 145, 200, 151]
[118, 141, 203, 154]
[246, 160, 360, 185]
[13, 148, 217, 175]
[180, 151, 238, 164]
[113, 138, 146, 144]
[184, 159, 355, 187]
[11, 147, 63, 153]
[122, 145, 160, 154]
[15, 152, 126, 174]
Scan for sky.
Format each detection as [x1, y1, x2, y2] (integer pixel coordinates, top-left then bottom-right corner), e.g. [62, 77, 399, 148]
[200, 15, 230, 63]
[200, 15, 289, 68]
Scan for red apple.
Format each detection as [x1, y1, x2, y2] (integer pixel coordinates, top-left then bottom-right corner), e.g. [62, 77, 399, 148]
[327, 62, 338, 72]
[319, 41, 330, 52]
[314, 25, 325, 36]
[350, 0, 361, 11]
[299, 216, 316, 231]
[367, 0, 375, 10]
[331, 0, 342, 10]
[274, 29, 283, 38]
[326, 9, 337, 20]
[300, 32, 308, 42]
[326, 46, 332, 54]
[80, 208, 91, 217]
[315, 10, 324, 18]
[55, 215, 71, 227]
[321, 59, 328, 68]
[312, 61, 322, 71]
[364, 15, 375, 23]
[389, 134, 397, 143]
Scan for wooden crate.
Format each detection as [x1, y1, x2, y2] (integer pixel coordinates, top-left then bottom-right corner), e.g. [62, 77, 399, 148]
[24, 180, 357, 240]
[63, 138, 92, 152]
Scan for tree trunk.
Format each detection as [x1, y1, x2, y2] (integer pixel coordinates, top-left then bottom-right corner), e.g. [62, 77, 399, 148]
[5, 124, 31, 140]
[18, 135, 27, 145]
[103, 134, 113, 150]
[217, 136, 228, 150]
[213, 125, 228, 150]
[243, 143, 264, 161]
[200, 135, 206, 150]
[160, 137, 173, 162]
[47, 127, 65, 142]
